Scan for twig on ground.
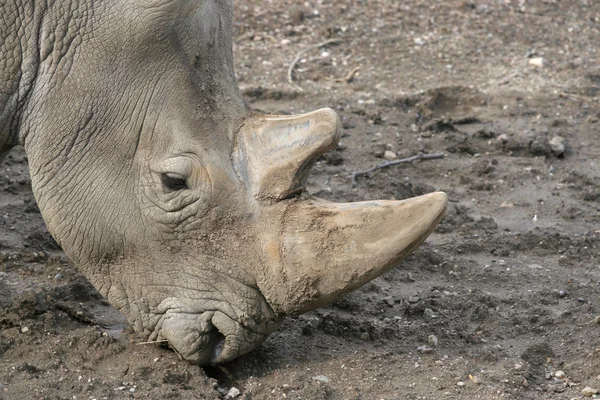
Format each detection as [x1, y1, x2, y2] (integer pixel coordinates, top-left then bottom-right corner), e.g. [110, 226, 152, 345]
[324, 66, 361, 83]
[287, 38, 343, 91]
[350, 152, 445, 185]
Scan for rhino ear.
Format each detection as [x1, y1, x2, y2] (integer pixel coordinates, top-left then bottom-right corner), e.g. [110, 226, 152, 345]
[235, 108, 340, 201]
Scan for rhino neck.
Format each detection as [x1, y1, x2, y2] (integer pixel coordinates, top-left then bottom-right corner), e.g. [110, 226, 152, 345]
[0, 0, 46, 156]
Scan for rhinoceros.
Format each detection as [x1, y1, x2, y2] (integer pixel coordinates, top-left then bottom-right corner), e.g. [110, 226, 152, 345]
[0, 0, 447, 365]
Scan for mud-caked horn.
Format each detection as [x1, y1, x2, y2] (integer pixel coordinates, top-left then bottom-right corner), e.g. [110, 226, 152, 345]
[235, 108, 447, 315]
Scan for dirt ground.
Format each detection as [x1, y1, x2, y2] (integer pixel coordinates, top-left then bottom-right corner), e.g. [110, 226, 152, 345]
[1, 0, 600, 399]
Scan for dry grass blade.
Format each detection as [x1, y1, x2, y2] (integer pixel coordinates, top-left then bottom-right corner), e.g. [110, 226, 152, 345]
[287, 38, 343, 91]
[325, 66, 361, 83]
[137, 339, 169, 345]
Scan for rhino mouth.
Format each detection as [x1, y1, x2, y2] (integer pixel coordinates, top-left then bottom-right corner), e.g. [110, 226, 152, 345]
[150, 300, 279, 365]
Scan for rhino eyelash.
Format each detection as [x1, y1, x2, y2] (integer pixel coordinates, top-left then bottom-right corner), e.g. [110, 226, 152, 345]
[161, 173, 189, 192]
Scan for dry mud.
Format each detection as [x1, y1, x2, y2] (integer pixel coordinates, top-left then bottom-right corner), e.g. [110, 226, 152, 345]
[1, 1, 599, 399]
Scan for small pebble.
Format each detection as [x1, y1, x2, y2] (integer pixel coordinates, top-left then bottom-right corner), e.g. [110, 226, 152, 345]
[549, 135, 566, 155]
[470, 375, 482, 385]
[227, 387, 241, 398]
[383, 150, 397, 161]
[428, 335, 439, 347]
[312, 375, 330, 384]
[457, 381, 466, 387]
[557, 290, 567, 298]
[417, 346, 434, 354]
[555, 370, 566, 379]
[414, 37, 426, 46]
[383, 296, 394, 306]
[514, 363, 523, 370]
[582, 387, 598, 397]
[408, 296, 420, 303]
[593, 316, 600, 325]
[435, 360, 444, 366]
[53, 273, 63, 281]
[528, 57, 545, 68]
[423, 308, 435, 319]
[21, 326, 29, 333]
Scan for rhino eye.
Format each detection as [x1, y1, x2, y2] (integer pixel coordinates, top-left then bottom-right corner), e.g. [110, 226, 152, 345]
[161, 173, 189, 192]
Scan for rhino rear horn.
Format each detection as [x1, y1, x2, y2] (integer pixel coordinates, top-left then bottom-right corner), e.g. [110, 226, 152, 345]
[235, 108, 340, 201]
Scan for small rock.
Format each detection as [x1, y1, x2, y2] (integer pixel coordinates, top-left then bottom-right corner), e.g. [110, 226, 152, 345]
[360, 332, 370, 340]
[557, 290, 567, 298]
[53, 273, 63, 281]
[383, 296, 394, 306]
[514, 363, 523, 370]
[312, 375, 330, 384]
[549, 135, 566, 155]
[417, 345, 434, 354]
[383, 150, 397, 161]
[457, 381, 466, 387]
[529, 57, 545, 68]
[582, 387, 598, 397]
[414, 37, 426, 46]
[555, 370, 566, 379]
[469, 375, 482, 385]
[408, 296, 420, 303]
[21, 326, 29, 333]
[226, 387, 241, 398]
[594, 316, 600, 325]
[423, 308, 435, 319]
[435, 360, 444, 366]
[428, 335, 439, 347]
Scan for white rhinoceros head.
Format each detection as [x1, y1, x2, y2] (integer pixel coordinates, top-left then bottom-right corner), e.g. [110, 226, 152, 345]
[19, 0, 446, 364]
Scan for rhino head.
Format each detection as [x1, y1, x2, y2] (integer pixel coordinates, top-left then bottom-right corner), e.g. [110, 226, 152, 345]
[15, 0, 446, 364]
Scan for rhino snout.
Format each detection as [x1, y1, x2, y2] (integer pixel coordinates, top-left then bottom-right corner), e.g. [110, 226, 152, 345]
[156, 308, 276, 365]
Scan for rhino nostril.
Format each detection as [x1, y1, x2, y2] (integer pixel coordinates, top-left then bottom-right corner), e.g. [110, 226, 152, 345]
[210, 330, 226, 363]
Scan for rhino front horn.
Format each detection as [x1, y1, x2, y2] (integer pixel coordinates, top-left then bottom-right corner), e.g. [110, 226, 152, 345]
[258, 192, 447, 314]
[238, 108, 448, 315]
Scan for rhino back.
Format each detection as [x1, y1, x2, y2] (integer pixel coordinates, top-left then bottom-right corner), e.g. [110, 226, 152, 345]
[0, 0, 44, 156]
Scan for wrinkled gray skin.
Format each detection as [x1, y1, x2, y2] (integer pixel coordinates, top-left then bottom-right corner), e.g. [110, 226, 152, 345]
[1, 0, 446, 365]
[2, 0, 273, 364]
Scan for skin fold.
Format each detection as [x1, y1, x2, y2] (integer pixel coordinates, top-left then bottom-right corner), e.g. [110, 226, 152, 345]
[0, 0, 447, 365]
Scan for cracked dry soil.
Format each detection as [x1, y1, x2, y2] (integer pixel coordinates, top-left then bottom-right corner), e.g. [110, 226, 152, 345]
[1, 1, 599, 399]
